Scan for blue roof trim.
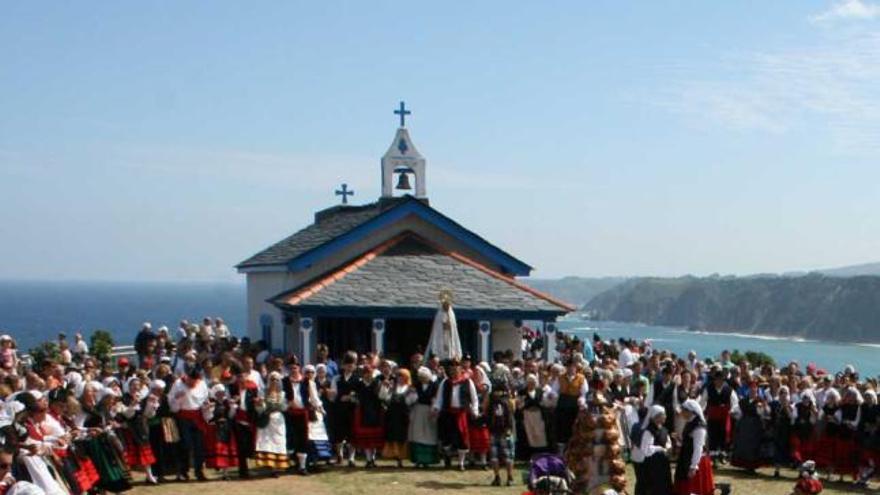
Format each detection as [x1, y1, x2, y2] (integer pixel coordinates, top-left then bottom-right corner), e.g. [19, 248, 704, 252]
[287, 198, 532, 276]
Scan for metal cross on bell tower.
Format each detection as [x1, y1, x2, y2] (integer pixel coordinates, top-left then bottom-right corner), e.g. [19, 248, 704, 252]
[335, 183, 354, 205]
[394, 101, 411, 128]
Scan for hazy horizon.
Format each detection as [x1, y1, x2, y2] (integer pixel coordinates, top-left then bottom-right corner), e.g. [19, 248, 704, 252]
[3, 2, 879, 281]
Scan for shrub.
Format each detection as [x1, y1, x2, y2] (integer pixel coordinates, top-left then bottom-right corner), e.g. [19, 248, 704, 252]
[90, 330, 115, 363]
[730, 349, 775, 368]
[27, 341, 59, 372]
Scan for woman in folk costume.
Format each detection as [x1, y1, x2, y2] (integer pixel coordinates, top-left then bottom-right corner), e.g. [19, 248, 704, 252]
[169, 368, 209, 481]
[48, 388, 99, 494]
[15, 391, 68, 495]
[432, 359, 479, 471]
[814, 387, 841, 475]
[699, 369, 738, 461]
[467, 364, 491, 469]
[329, 351, 361, 467]
[768, 385, 796, 478]
[380, 368, 413, 467]
[551, 358, 587, 454]
[302, 365, 333, 465]
[833, 387, 862, 480]
[73, 383, 133, 493]
[639, 405, 674, 495]
[282, 364, 323, 475]
[517, 373, 552, 457]
[145, 379, 179, 483]
[352, 364, 385, 468]
[791, 389, 818, 465]
[730, 379, 770, 472]
[254, 371, 289, 475]
[408, 366, 440, 467]
[856, 389, 880, 485]
[228, 365, 259, 480]
[117, 377, 158, 484]
[674, 399, 714, 495]
[672, 370, 696, 446]
[203, 383, 237, 479]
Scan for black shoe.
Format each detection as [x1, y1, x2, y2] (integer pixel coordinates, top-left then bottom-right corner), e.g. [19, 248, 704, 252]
[444, 457, 451, 469]
[348, 460, 356, 468]
[397, 459, 403, 468]
[195, 471, 207, 482]
[491, 476, 501, 486]
[298, 468, 308, 476]
[156, 477, 167, 484]
[270, 471, 280, 478]
[238, 471, 250, 480]
[506, 478, 513, 487]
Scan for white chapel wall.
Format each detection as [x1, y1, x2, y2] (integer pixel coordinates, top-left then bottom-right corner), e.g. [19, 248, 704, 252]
[491, 320, 522, 357]
[246, 271, 296, 349]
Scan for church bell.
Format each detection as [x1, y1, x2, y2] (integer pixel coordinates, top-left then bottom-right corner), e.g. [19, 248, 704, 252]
[395, 171, 413, 190]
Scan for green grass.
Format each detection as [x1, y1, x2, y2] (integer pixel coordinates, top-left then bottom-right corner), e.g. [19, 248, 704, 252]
[128, 461, 877, 495]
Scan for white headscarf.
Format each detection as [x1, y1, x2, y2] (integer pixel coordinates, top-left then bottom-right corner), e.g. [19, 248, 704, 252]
[417, 366, 433, 382]
[642, 404, 667, 430]
[210, 384, 226, 399]
[682, 399, 705, 424]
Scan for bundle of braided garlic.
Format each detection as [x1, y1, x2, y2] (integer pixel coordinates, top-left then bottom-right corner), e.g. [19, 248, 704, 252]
[564, 391, 627, 494]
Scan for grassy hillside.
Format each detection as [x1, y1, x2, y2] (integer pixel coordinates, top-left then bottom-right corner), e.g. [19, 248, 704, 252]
[584, 274, 880, 342]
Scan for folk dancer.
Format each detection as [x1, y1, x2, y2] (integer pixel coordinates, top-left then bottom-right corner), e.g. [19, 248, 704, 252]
[432, 359, 479, 471]
[674, 399, 715, 495]
[169, 368, 209, 481]
[282, 364, 323, 474]
[329, 352, 361, 466]
[380, 368, 413, 467]
[352, 364, 385, 468]
[700, 369, 738, 463]
[640, 405, 674, 495]
[408, 367, 440, 467]
[551, 359, 588, 454]
[254, 372, 289, 475]
[203, 384, 238, 479]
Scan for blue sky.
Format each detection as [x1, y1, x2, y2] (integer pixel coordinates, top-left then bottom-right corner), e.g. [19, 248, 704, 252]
[1, 1, 879, 281]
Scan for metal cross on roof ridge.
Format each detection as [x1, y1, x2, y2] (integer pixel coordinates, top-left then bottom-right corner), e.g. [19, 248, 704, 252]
[394, 101, 411, 127]
[335, 183, 354, 205]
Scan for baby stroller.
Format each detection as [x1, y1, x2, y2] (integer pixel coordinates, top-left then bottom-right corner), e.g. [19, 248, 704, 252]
[525, 453, 573, 495]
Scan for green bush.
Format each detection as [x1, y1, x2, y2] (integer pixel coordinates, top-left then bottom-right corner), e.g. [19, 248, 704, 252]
[90, 330, 115, 363]
[730, 349, 775, 368]
[28, 341, 60, 371]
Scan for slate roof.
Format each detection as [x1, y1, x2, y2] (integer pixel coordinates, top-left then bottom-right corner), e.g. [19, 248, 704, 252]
[270, 235, 574, 318]
[237, 203, 384, 268]
[237, 196, 533, 275]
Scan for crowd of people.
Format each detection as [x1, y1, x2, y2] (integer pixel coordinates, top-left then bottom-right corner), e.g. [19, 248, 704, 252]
[0, 318, 877, 494]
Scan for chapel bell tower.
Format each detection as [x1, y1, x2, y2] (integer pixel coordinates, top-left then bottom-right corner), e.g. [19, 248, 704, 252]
[381, 101, 427, 199]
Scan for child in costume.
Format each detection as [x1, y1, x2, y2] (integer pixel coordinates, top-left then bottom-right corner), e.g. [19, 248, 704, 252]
[793, 460, 823, 495]
[488, 364, 515, 486]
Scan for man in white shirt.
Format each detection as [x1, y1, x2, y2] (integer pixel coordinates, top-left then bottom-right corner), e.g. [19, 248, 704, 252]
[432, 359, 479, 471]
[170, 370, 209, 481]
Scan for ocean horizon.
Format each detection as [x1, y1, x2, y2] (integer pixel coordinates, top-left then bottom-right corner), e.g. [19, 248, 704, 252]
[1, 279, 876, 377]
[0, 279, 246, 351]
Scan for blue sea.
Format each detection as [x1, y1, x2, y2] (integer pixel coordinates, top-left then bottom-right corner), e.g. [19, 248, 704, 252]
[559, 319, 880, 378]
[0, 280, 246, 351]
[0, 280, 876, 377]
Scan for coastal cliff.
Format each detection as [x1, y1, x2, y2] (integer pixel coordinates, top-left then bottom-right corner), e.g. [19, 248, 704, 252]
[582, 274, 880, 342]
